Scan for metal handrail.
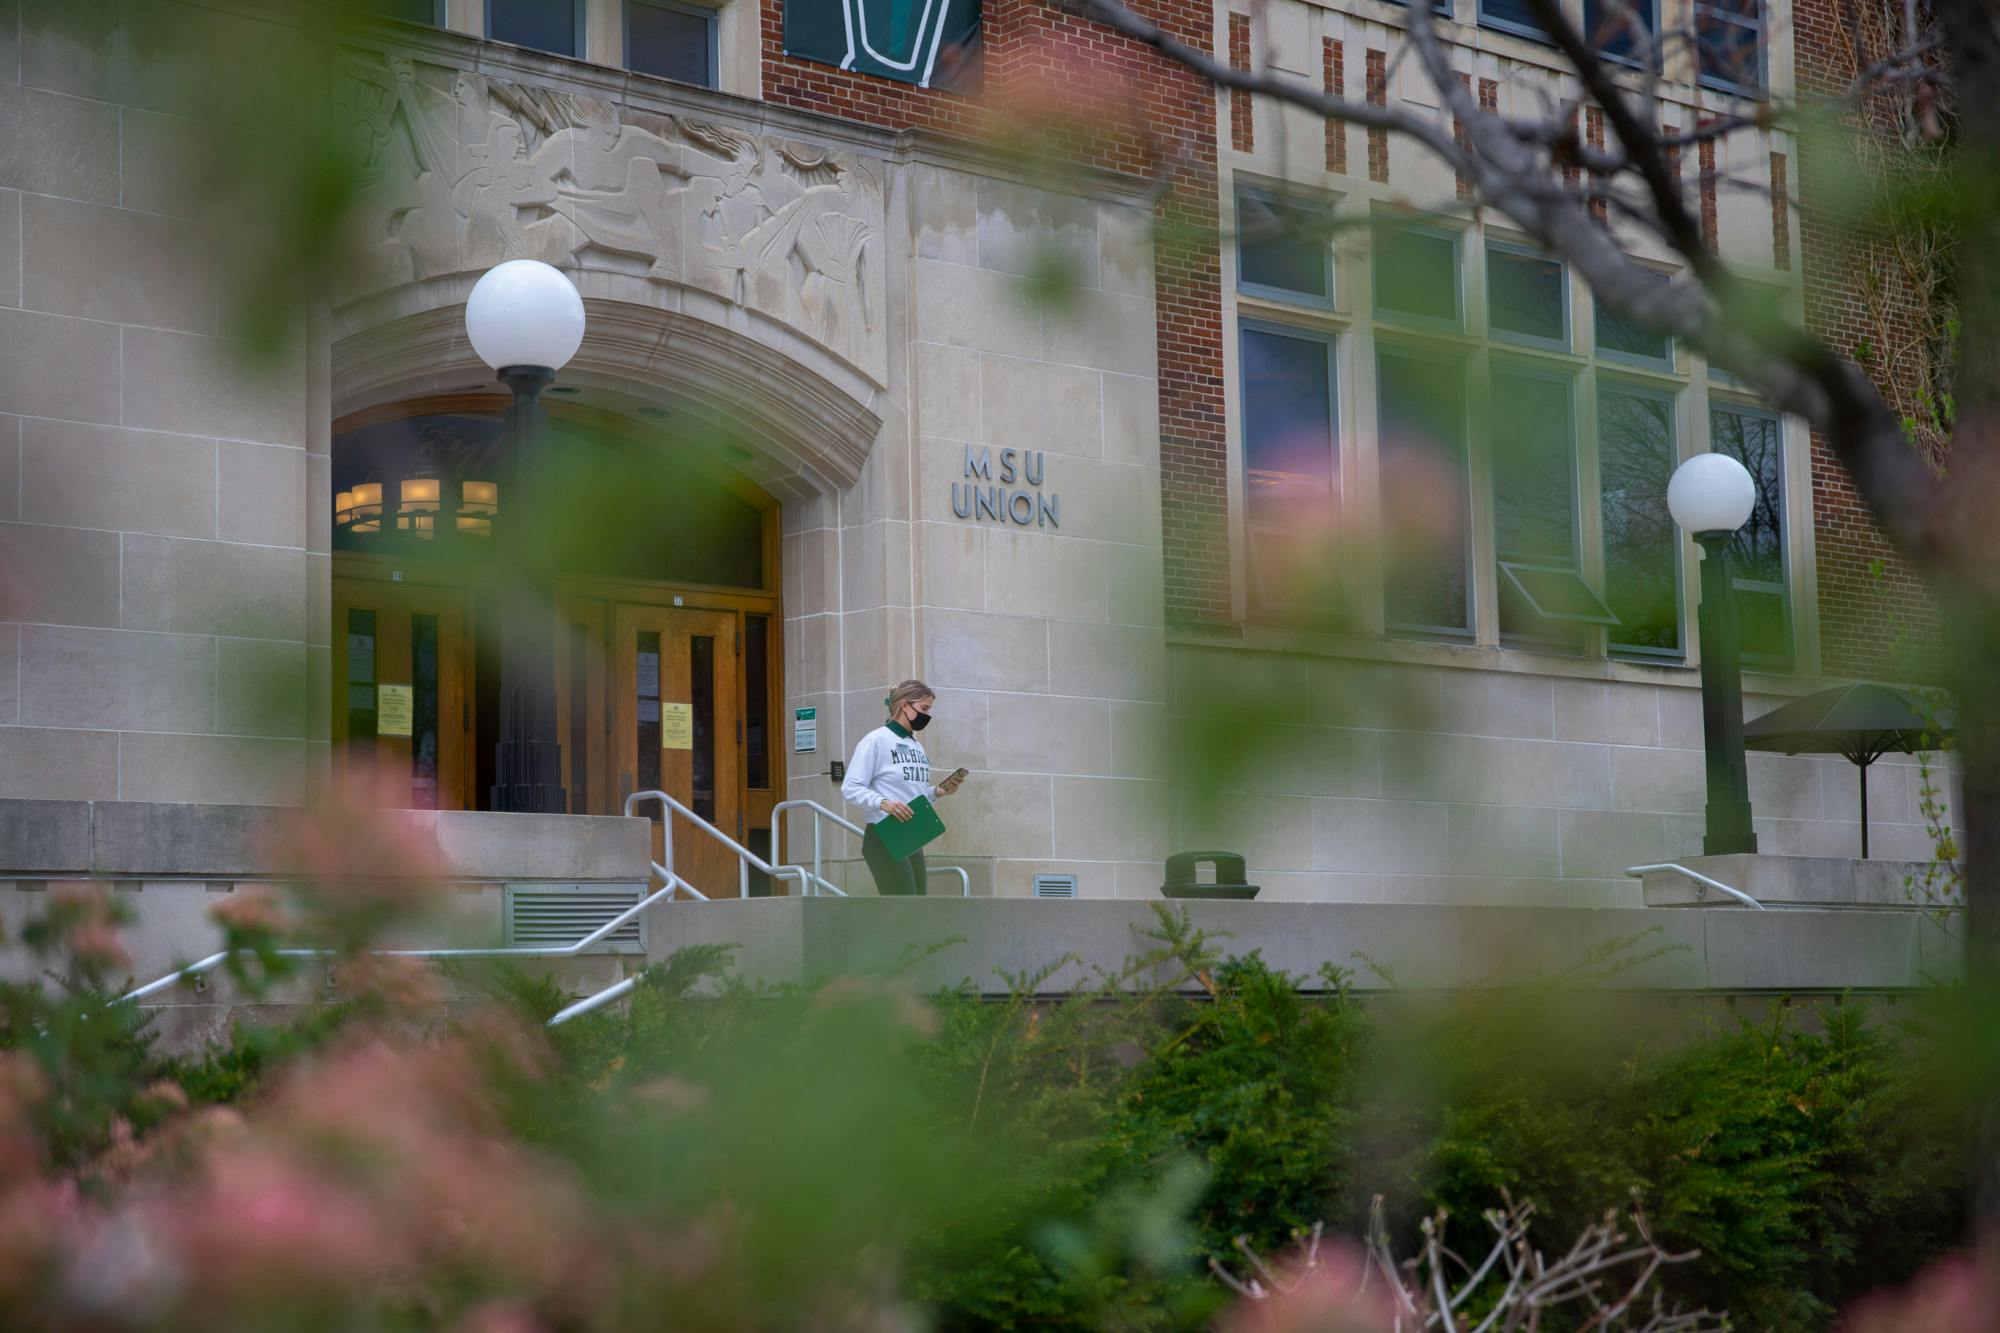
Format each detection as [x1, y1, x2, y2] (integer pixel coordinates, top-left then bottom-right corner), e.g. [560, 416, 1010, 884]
[622, 790, 812, 901]
[1624, 862, 1767, 910]
[773, 797, 971, 897]
[114, 866, 698, 1008]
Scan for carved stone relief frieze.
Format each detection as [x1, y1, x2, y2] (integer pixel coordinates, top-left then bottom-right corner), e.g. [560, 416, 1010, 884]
[337, 52, 888, 382]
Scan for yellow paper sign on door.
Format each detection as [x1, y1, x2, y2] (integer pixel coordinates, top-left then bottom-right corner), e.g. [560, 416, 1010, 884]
[661, 702, 694, 750]
[377, 684, 415, 737]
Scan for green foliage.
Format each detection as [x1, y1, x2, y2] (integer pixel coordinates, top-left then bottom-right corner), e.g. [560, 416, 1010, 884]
[160, 1003, 356, 1108]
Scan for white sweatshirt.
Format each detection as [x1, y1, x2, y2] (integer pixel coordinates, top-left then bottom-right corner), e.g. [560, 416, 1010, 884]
[842, 723, 936, 826]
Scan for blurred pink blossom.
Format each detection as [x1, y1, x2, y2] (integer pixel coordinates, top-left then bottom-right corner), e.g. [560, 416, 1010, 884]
[1839, 1248, 2000, 1333]
[1219, 1239, 1396, 1333]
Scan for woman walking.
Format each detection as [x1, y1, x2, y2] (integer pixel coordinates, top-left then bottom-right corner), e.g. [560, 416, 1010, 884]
[841, 679, 965, 896]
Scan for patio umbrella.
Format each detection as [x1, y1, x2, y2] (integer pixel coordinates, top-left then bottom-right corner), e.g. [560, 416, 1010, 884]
[1743, 683, 1955, 858]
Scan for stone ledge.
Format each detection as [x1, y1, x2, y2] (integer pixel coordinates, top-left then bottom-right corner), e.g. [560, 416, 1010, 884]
[0, 799, 651, 885]
[1638, 854, 1947, 910]
[648, 897, 1962, 996]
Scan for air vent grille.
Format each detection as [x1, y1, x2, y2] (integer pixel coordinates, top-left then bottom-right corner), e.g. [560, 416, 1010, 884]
[1032, 875, 1078, 899]
[505, 883, 647, 953]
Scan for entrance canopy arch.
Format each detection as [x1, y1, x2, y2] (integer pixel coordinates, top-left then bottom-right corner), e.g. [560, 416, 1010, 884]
[330, 281, 883, 504]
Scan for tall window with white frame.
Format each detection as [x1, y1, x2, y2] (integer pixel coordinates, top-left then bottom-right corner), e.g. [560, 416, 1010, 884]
[1232, 208, 1794, 667]
[1694, 0, 1765, 92]
[1593, 272, 1684, 659]
[365, 0, 442, 24]
[629, 0, 721, 87]
[1709, 401, 1791, 665]
[489, 0, 583, 56]
[1373, 218, 1470, 638]
[1234, 187, 1341, 620]
[1584, 0, 1659, 62]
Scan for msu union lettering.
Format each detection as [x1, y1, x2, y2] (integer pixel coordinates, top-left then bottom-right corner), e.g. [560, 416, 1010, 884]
[951, 446, 1060, 529]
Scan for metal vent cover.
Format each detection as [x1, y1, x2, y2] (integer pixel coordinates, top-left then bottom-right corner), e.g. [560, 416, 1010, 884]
[504, 883, 647, 953]
[1032, 874, 1078, 899]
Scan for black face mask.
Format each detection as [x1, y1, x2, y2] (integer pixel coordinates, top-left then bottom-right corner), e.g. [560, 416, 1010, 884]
[909, 711, 932, 732]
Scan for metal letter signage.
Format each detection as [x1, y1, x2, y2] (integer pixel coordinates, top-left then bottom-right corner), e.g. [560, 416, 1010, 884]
[951, 445, 1060, 530]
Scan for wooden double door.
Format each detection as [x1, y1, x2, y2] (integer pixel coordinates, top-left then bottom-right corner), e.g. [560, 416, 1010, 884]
[333, 572, 758, 899]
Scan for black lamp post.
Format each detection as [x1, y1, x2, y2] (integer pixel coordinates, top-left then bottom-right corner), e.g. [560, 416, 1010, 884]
[465, 260, 586, 814]
[1667, 452, 1760, 855]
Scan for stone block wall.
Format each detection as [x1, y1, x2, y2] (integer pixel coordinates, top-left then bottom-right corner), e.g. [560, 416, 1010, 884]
[1166, 644, 1962, 905]
[779, 159, 1174, 901]
[0, 1, 323, 805]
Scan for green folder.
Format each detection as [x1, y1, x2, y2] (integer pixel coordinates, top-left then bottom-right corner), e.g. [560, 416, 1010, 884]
[875, 795, 946, 861]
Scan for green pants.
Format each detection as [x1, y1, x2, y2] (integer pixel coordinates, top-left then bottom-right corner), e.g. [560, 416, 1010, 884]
[862, 822, 928, 896]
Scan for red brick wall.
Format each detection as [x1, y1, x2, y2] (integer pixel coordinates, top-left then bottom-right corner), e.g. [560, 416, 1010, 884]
[761, 0, 1231, 626]
[1789, 0, 1946, 680]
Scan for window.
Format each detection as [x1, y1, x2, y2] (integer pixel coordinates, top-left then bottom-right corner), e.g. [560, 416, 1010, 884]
[1379, 348, 1470, 636]
[1373, 224, 1460, 328]
[1488, 243, 1568, 348]
[1480, 0, 1551, 41]
[489, 0, 581, 56]
[1594, 272, 1673, 366]
[1598, 384, 1682, 657]
[1241, 324, 1340, 616]
[1710, 404, 1790, 664]
[1585, 0, 1657, 62]
[629, 1, 718, 87]
[365, 0, 441, 22]
[1695, 0, 1764, 92]
[1492, 367, 1612, 649]
[1237, 189, 1333, 306]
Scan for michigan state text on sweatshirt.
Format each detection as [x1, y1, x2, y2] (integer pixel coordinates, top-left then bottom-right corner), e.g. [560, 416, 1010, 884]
[841, 721, 935, 825]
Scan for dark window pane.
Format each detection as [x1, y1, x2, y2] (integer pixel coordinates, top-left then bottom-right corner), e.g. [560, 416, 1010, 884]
[690, 635, 715, 823]
[1594, 274, 1673, 363]
[490, 0, 578, 55]
[346, 609, 378, 747]
[1379, 350, 1468, 633]
[1491, 370, 1575, 564]
[1488, 247, 1566, 344]
[1711, 407, 1784, 582]
[412, 613, 440, 809]
[365, 0, 438, 23]
[1695, 0, 1762, 90]
[1374, 226, 1458, 325]
[1238, 191, 1330, 302]
[746, 615, 770, 789]
[1735, 586, 1791, 662]
[1492, 369, 1585, 646]
[568, 621, 590, 812]
[1710, 406, 1790, 664]
[636, 632, 662, 820]
[1599, 385, 1681, 655]
[1242, 327, 1337, 613]
[1480, 0, 1551, 38]
[1585, 0, 1655, 60]
[629, 1, 715, 86]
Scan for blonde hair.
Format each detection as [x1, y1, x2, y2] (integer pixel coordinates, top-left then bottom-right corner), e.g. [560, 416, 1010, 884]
[884, 679, 934, 717]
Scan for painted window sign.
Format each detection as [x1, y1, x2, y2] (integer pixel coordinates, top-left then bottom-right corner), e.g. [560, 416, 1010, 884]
[783, 0, 982, 89]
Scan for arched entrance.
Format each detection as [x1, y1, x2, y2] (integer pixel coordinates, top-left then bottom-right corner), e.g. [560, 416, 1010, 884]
[331, 395, 784, 897]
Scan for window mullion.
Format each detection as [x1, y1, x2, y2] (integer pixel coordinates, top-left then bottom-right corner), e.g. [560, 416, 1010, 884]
[1576, 371, 1608, 658]
[1467, 345, 1502, 648]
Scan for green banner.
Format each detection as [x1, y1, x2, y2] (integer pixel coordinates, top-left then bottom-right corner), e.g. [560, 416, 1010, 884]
[784, 0, 982, 90]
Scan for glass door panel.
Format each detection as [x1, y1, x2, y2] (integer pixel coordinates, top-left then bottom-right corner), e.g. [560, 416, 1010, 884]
[613, 604, 741, 899]
[332, 578, 471, 809]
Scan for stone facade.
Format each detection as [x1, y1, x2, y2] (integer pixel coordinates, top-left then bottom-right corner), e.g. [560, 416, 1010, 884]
[0, 0, 1962, 910]
[0, 1, 320, 806]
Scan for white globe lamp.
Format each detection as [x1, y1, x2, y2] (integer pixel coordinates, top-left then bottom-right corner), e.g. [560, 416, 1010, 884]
[464, 260, 585, 373]
[1667, 449, 1760, 855]
[466, 260, 585, 816]
[1666, 452, 1756, 536]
